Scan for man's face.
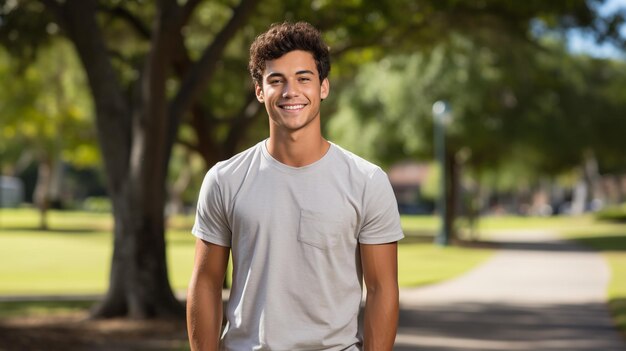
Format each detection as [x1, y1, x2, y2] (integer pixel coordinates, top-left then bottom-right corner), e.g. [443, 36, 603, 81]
[255, 50, 329, 134]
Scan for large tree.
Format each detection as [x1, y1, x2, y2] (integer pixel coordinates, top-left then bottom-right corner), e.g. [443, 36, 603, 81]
[1, 0, 620, 318]
[1, 0, 262, 318]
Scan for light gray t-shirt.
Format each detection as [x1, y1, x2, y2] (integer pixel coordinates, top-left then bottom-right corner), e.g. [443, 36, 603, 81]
[192, 140, 404, 351]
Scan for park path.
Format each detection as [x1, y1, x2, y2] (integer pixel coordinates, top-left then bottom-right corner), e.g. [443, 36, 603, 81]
[395, 230, 626, 351]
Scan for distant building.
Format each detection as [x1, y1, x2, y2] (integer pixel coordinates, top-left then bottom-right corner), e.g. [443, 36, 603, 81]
[388, 162, 434, 214]
[0, 176, 24, 208]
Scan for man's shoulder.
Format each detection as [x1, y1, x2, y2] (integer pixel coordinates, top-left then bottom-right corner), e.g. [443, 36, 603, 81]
[208, 141, 263, 181]
[330, 142, 383, 179]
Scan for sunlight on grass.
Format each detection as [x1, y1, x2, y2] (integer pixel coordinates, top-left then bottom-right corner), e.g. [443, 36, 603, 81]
[398, 242, 492, 287]
[1, 209, 494, 295]
[398, 215, 494, 287]
[0, 209, 194, 294]
[400, 215, 439, 233]
[0, 209, 113, 231]
[0, 229, 112, 294]
[476, 214, 595, 231]
[166, 229, 196, 291]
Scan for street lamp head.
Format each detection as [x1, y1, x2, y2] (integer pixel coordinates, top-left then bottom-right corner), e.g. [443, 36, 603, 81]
[432, 100, 452, 125]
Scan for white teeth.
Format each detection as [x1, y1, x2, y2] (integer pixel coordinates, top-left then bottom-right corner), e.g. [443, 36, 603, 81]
[282, 104, 305, 110]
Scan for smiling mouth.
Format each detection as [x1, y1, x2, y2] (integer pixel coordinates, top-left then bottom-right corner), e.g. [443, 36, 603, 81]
[280, 104, 306, 110]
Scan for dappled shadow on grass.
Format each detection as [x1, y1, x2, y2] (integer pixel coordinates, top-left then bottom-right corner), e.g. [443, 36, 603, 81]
[0, 298, 191, 350]
[0, 227, 105, 235]
[396, 301, 624, 351]
[400, 229, 440, 245]
[400, 233, 436, 245]
[457, 238, 608, 253]
[0, 300, 96, 319]
[572, 235, 626, 252]
[2, 298, 623, 350]
[398, 231, 626, 253]
[609, 298, 626, 340]
[0, 312, 189, 351]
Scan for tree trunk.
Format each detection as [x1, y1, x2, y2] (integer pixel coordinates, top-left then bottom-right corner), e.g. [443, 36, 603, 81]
[48, 158, 64, 208]
[91, 183, 183, 318]
[571, 180, 587, 215]
[47, 0, 258, 319]
[583, 152, 602, 206]
[468, 178, 481, 241]
[613, 174, 625, 205]
[33, 157, 51, 230]
[93, 0, 186, 318]
[51, 0, 184, 319]
[445, 151, 459, 243]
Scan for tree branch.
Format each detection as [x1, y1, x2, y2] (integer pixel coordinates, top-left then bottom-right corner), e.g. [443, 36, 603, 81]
[50, 0, 132, 191]
[98, 4, 152, 39]
[190, 104, 221, 166]
[180, 0, 203, 27]
[165, 0, 260, 166]
[222, 89, 261, 158]
[176, 137, 200, 154]
[168, 0, 260, 125]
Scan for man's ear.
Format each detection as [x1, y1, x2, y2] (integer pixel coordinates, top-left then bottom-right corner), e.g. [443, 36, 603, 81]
[255, 84, 264, 103]
[320, 78, 330, 100]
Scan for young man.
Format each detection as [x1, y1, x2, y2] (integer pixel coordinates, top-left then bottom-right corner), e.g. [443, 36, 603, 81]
[187, 22, 404, 351]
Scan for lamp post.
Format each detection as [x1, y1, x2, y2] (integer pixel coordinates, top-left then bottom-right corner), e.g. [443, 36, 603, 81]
[433, 101, 452, 246]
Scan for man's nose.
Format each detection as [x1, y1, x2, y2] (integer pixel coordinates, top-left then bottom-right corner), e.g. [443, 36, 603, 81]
[282, 81, 300, 98]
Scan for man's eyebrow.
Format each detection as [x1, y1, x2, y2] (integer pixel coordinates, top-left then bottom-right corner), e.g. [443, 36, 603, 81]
[296, 70, 315, 75]
[266, 72, 284, 79]
[265, 70, 315, 80]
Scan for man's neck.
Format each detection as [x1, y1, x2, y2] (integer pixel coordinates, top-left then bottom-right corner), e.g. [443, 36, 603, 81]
[267, 130, 330, 167]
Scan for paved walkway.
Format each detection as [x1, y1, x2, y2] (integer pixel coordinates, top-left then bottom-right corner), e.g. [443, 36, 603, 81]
[396, 230, 626, 351]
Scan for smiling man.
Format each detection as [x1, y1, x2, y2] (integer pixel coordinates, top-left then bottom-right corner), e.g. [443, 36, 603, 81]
[187, 22, 404, 351]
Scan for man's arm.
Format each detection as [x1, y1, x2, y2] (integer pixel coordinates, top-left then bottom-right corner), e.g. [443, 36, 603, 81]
[187, 238, 230, 351]
[360, 241, 399, 351]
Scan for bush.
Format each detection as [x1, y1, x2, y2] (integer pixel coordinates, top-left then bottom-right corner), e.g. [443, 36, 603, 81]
[596, 203, 626, 222]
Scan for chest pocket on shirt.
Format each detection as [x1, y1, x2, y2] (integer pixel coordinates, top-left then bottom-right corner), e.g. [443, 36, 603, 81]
[298, 209, 342, 250]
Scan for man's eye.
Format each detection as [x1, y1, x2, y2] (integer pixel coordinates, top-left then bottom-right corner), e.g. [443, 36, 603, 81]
[269, 79, 283, 84]
[299, 77, 310, 82]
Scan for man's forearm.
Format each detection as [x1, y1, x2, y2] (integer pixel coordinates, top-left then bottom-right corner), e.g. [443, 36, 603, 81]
[363, 286, 399, 351]
[187, 281, 223, 351]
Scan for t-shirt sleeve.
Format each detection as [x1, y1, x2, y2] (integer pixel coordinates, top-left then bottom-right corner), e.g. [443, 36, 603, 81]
[358, 168, 405, 244]
[191, 166, 232, 247]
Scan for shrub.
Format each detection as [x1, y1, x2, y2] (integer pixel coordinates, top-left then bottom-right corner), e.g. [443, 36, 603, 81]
[596, 203, 626, 222]
[83, 197, 112, 213]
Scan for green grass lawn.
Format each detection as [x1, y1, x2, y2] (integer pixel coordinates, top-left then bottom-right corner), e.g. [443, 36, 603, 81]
[9, 209, 625, 325]
[0, 299, 95, 318]
[0, 209, 196, 295]
[474, 214, 594, 230]
[0, 209, 493, 296]
[2, 209, 624, 336]
[0, 209, 494, 318]
[398, 214, 492, 287]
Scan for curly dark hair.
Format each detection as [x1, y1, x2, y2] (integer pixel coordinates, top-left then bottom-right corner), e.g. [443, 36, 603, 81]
[249, 21, 331, 86]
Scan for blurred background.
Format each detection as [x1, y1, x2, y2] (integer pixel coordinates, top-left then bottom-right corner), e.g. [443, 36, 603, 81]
[0, 0, 625, 349]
